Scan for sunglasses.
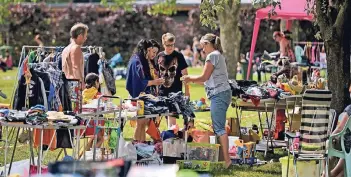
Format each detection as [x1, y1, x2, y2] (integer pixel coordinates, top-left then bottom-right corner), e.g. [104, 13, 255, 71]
[164, 43, 175, 47]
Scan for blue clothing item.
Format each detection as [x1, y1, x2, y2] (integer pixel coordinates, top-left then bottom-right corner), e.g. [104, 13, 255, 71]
[294, 45, 304, 63]
[110, 53, 123, 68]
[210, 89, 231, 136]
[126, 54, 151, 98]
[0, 109, 9, 117]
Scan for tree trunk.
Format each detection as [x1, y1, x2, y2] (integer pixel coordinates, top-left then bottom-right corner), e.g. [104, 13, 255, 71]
[316, 0, 351, 114]
[217, 1, 241, 80]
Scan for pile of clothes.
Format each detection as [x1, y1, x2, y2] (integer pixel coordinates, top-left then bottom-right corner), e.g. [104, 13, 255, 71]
[0, 105, 81, 126]
[137, 91, 195, 118]
[0, 109, 26, 122]
[229, 80, 292, 106]
[26, 105, 48, 125]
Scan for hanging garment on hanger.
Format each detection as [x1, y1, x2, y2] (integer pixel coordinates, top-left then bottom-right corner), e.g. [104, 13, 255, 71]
[303, 45, 308, 60]
[33, 129, 57, 150]
[320, 51, 327, 68]
[60, 74, 72, 112]
[101, 60, 116, 95]
[84, 52, 100, 77]
[14, 69, 46, 110]
[294, 45, 304, 64]
[311, 45, 316, 63]
[56, 129, 73, 148]
[316, 45, 321, 62]
[304, 44, 312, 63]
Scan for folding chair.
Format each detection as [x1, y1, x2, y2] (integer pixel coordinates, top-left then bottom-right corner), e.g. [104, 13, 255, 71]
[285, 89, 332, 177]
[328, 112, 351, 177]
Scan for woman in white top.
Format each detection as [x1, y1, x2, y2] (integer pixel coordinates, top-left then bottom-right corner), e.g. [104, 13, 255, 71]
[183, 33, 232, 168]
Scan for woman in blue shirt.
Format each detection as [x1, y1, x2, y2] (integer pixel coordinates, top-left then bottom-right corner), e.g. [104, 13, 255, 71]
[126, 39, 164, 141]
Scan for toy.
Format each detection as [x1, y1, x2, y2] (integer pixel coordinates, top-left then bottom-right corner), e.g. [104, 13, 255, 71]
[194, 98, 208, 111]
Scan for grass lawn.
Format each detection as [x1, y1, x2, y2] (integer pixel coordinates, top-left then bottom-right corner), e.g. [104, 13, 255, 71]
[0, 68, 285, 177]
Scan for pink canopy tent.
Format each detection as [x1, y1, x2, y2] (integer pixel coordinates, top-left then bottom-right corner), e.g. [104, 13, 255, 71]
[247, 0, 314, 80]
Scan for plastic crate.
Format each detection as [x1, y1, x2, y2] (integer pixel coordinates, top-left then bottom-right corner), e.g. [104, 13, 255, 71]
[186, 143, 220, 162]
[176, 160, 225, 172]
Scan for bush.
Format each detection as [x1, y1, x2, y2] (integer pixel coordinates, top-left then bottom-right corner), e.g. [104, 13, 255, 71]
[5, 4, 215, 66]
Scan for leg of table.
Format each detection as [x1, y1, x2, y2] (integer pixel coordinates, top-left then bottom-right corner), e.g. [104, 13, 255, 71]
[4, 126, 8, 177]
[264, 104, 270, 157]
[93, 127, 98, 161]
[257, 111, 264, 138]
[8, 128, 20, 176]
[67, 129, 74, 158]
[76, 129, 80, 160]
[269, 103, 276, 154]
[84, 137, 87, 160]
[38, 128, 43, 175]
[28, 128, 35, 166]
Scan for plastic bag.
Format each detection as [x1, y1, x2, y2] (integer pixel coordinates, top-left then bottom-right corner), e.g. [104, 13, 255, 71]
[102, 61, 116, 95]
[118, 133, 137, 161]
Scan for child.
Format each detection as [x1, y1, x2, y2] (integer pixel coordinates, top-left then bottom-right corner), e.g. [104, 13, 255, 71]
[82, 73, 104, 151]
[83, 73, 101, 104]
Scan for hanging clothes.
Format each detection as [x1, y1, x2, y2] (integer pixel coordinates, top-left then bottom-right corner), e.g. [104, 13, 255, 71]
[316, 45, 321, 62]
[84, 52, 100, 77]
[14, 69, 46, 111]
[33, 129, 57, 150]
[294, 45, 304, 64]
[304, 44, 312, 62]
[311, 46, 316, 63]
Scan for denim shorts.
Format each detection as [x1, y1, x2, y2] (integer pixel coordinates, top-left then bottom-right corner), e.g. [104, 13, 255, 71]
[210, 89, 231, 136]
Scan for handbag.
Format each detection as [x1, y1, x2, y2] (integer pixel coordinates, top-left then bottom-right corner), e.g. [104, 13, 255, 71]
[102, 60, 116, 95]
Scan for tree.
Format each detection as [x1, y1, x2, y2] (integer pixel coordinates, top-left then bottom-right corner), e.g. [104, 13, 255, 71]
[314, 0, 351, 114]
[200, 0, 241, 79]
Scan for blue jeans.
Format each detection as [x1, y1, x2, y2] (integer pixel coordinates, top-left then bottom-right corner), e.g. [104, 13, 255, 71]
[210, 89, 231, 136]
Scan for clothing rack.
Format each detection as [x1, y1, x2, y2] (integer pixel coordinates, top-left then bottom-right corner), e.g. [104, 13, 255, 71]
[293, 41, 324, 45]
[28, 62, 58, 68]
[11, 45, 103, 109]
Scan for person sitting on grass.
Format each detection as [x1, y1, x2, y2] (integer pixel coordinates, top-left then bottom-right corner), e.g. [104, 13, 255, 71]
[82, 73, 104, 150]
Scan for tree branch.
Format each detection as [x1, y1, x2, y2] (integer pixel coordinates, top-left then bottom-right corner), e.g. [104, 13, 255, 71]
[315, 0, 330, 27]
[333, 0, 349, 37]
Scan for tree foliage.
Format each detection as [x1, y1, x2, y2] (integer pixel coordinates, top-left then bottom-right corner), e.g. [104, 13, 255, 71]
[4, 4, 212, 65]
[200, 0, 235, 29]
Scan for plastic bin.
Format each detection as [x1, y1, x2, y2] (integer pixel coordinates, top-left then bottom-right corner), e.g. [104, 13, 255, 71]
[279, 156, 321, 177]
[187, 143, 220, 162]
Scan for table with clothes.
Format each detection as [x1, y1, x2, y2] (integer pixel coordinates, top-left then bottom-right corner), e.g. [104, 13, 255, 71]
[0, 105, 85, 177]
[229, 80, 302, 156]
[117, 92, 195, 165]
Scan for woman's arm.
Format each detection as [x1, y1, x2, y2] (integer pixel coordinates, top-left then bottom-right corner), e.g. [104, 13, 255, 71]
[332, 113, 349, 134]
[184, 61, 214, 84]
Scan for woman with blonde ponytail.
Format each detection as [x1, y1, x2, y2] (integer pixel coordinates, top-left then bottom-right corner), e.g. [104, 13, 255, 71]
[183, 33, 232, 168]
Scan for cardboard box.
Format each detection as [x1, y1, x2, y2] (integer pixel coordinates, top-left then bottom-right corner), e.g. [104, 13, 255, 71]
[241, 130, 260, 143]
[228, 118, 240, 136]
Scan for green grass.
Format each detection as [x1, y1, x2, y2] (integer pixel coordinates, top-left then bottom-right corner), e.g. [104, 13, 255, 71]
[0, 68, 284, 177]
